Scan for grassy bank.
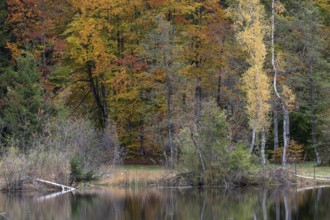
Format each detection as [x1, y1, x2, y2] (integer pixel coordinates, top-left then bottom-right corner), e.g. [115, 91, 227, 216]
[285, 162, 330, 177]
[1, 162, 329, 191]
[95, 163, 330, 188]
[96, 165, 175, 187]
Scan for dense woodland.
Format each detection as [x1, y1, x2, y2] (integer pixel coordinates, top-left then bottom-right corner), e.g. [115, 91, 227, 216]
[0, 0, 329, 177]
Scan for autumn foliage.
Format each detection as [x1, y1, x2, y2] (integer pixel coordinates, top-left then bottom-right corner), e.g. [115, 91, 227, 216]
[0, 0, 329, 167]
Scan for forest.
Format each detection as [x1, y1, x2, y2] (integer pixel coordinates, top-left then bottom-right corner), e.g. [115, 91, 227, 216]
[0, 0, 329, 187]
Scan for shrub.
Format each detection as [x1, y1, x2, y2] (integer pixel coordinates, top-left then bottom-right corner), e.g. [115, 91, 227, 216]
[271, 140, 304, 164]
[69, 156, 95, 183]
[27, 147, 70, 185]
[176, 101, 254, 186]
[29, 113, 123, 183]
[0, 147, 30, 190]
[0, 112, 124, 190]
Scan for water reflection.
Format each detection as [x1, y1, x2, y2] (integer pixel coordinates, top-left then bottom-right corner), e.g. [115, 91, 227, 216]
[0, 186, 329, 220]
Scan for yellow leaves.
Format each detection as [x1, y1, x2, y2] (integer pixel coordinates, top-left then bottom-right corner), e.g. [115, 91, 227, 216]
[173, 1, 202, 15]
[110, 69, 130, 95]
[66, 36, 87, 64]
[231, 0, 271, 131]
[243, 66, 271, 130]
[5, 42, 22, 59]
[274, 1, 286, 14]
[65, 0, 114, 74]
[282, 85, 296, 111]
[271, 141, 304, 163]
[273, 51, 297, 111]
[315, 0, 330, 12]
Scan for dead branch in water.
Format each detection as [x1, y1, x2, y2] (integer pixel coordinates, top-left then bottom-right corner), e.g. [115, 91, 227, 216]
[35, 178, 76, 192]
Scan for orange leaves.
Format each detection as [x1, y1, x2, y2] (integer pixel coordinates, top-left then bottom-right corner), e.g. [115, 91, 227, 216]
[149, 0, 171, 8]
[115, 56, 148, 73]
[5, 0, 61, 67]
[7, 0, 42, 39]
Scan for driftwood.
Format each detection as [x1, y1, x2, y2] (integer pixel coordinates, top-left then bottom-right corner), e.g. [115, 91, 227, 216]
[36, 178, 76, 192]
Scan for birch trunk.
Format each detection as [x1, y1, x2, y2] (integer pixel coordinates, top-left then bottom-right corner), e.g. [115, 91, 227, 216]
[286, 110, 290, 144]
[282, 109, 289, 166]
[250, 129, 256, 152]
[36, 178, 76, 191]
[271, 0, 289, 166]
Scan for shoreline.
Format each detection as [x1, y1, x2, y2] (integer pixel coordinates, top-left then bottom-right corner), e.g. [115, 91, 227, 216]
[1, 165, 330, 192]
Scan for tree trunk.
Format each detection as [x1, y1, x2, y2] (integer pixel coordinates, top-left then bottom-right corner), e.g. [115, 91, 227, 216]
[282, 108, 289, 166]
[250, 128, 256, 152]
[195, 76, 202, 121]
[217, 70, 222, 107]
[274, 105, 279, 151]
[162, 34, 174, 169]
[87, 62, 107, 127]
[261, 127, 266, 166]
[286, 110, 290, 144]
[310, 62, 321, 164]
[101, 81, 108, 126]
[271, 0, 289, 166]
[36, 178, 76, 192]
[167, 81, 174, 168]
[190, 127, 205, 174]
[139, 119, 145, 157]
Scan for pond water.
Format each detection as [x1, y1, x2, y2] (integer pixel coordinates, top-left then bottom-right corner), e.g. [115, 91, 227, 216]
[0, 186, 329, 220]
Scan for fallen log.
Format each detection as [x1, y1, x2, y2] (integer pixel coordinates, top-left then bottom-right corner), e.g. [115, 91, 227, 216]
[36, 178, 76, 192]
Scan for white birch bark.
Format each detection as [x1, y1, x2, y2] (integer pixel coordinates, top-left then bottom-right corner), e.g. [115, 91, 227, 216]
[250, 129, 256, 152]
[271, 0, 289, 166]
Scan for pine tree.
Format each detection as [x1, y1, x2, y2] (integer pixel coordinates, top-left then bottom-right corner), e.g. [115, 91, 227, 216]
[0, 53, 44, 150]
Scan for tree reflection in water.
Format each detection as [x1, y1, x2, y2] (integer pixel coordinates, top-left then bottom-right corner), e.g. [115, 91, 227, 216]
[0, 186, 329, 220]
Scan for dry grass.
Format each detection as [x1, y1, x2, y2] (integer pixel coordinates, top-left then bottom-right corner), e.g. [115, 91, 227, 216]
[96, 165, 176, 187]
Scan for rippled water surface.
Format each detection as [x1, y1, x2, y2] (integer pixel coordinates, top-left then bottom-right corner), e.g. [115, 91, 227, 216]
[0, 186, 329, 220]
